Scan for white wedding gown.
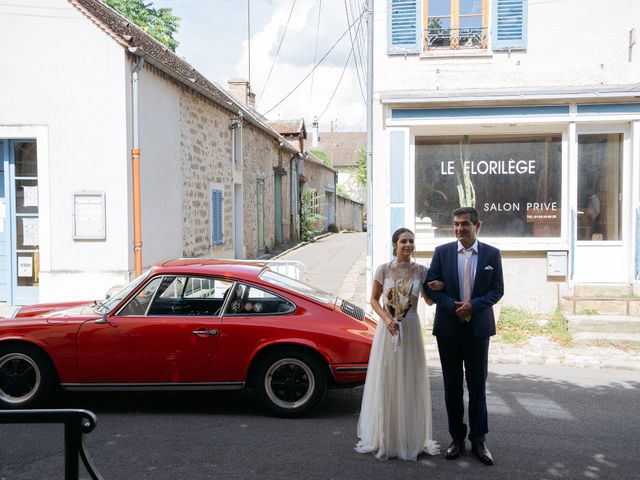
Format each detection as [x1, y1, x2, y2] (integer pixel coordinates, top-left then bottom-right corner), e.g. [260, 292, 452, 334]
[355, 261, 439, 461]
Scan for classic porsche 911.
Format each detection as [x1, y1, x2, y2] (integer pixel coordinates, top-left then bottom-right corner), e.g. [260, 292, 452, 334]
[0, 259, 375, 416]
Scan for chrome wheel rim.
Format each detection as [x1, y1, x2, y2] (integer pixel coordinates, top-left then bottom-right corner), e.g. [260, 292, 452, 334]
[0, 353, 41, 404]
[264, 358, 315, 410]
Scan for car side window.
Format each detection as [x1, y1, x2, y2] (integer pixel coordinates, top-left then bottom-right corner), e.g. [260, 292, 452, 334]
[147, 276, 233, 316]
[225, 284, 295, 315]
[117, 277, 163, 316]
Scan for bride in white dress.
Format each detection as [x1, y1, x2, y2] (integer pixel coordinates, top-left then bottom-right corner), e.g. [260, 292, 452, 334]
[355, 228, 442, 461]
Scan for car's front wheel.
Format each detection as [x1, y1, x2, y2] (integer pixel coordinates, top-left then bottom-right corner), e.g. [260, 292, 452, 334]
[0, 345, 56, 408]
[255, 349, 327, 417]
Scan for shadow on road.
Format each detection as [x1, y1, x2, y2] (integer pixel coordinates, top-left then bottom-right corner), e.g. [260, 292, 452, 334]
[1, 369, 638, 480]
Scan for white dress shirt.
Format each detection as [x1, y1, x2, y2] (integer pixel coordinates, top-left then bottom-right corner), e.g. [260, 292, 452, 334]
[457, 239, 478, 300]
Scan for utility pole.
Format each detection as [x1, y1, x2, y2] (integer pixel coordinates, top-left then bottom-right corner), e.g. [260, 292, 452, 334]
[366, 0, 374, 299]
[248, 0, 251, 84]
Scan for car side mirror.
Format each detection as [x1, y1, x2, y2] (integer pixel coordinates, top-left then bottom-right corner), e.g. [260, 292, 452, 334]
[96, 312, 115, 326]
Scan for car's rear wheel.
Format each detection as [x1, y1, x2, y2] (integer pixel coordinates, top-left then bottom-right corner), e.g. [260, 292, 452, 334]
[255, 349, 327, 417]
[0, 345, 55, 409]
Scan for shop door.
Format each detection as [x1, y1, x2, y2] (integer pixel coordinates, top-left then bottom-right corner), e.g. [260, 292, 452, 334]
[257, 179, 265, 251]
[274, 176, 282, 244]
[573, 133, 628, 282]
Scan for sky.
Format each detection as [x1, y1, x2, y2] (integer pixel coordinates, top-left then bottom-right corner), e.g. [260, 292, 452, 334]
[160, 0, 367, 132]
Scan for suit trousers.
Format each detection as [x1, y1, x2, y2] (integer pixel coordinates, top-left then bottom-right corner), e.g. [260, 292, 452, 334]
[436, 325, 490, 444]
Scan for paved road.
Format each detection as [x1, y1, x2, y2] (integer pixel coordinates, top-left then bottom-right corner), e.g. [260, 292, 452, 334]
[276, 232, 366, 297]
[2, 365, 639, 479]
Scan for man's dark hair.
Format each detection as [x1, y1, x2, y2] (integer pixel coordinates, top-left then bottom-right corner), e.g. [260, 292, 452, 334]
[452, 207, 479, 224]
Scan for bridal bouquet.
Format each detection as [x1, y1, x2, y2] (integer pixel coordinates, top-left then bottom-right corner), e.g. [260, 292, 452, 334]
[385, 279, 413, 351]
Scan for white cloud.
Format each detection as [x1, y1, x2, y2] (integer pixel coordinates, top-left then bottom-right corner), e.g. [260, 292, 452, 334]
[235, 0, 366, 131]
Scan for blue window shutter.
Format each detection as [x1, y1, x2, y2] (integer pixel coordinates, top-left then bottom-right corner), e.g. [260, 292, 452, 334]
[388, 0, 422, 54]
[493, 0, 528, 51]
[211, 189, 223, 245]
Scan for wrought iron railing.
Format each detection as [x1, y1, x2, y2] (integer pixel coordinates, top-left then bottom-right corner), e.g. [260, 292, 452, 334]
[424, 27, 488, 50]
[0, 409, 104, 480]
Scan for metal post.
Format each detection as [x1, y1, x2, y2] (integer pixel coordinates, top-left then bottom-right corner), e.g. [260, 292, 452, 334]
[64, 420, 80, 480]
[365, 0, 374, 303]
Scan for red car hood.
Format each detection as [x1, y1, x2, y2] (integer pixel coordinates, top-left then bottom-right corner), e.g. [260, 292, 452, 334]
[16, 301, 95, 318]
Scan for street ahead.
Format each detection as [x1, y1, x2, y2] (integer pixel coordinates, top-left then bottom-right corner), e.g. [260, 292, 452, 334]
[1, 364, 639, 480]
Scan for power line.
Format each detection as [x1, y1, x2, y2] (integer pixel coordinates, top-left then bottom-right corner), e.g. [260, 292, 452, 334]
[344, 0, 366, 103]
[306, 0, 322, 119]
[317, 11, 366, 120]
[259, 0, 297, 103]
[263, 8, 366, 116]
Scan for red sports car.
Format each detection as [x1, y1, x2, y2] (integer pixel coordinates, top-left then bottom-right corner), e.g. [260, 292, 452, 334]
[0, 259, 375, 416]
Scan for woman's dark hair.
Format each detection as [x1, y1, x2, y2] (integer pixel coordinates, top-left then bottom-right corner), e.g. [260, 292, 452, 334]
[391, 227, 414, 257]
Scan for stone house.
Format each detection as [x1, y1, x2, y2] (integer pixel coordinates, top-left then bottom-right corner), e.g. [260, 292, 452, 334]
[0, 0, 297, 304]
[270, 120, 338, 234]
[314, 130, 366, 204]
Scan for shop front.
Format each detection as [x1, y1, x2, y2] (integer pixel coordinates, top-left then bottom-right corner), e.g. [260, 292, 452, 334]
[380, 100, 640, 312]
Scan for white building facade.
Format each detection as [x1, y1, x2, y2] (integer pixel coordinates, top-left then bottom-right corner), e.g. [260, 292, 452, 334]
[372, 0, 640, 312]
[0, 0, 297, 305]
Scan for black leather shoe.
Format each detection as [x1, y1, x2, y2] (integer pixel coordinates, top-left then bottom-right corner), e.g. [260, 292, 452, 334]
[445, 440, 465, 460]
[471, 442, 494, 465]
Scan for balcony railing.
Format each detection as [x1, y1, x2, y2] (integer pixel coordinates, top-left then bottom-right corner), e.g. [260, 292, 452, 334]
[424, 27, 487, 50]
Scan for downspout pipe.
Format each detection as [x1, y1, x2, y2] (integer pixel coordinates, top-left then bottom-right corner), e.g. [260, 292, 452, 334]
[130, 48, 145, 276]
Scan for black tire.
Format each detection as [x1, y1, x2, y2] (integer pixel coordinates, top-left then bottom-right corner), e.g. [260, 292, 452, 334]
[0, 344, 56, 409]
[254, 349, 327, 417]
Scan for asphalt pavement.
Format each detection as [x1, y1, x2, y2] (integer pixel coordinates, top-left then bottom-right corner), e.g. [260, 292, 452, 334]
[2, 364, 639, 479]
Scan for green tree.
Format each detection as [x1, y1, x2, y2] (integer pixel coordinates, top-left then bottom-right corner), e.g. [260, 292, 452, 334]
[352, 146, 367, 189]
[105, 0, 180, 51]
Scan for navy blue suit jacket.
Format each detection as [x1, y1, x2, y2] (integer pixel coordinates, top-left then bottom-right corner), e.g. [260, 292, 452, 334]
[425, 241, 504, 338]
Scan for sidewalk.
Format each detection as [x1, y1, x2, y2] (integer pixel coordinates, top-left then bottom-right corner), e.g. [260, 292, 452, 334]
[334, 244, 640, 372]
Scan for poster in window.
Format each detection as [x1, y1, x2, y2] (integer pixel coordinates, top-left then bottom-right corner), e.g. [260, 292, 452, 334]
[18, 256, 32, 277]
[22, 217, 39, 246]
[23, 186, 38, 207]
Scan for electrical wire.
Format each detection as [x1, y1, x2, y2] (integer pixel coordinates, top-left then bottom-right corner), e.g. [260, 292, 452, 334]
[317, 11, 365, 120]
[263, 8, 366, 116]
[306, 0, 322, 120]
[259, 0, 297, 103]
[344, 0, 366, 102]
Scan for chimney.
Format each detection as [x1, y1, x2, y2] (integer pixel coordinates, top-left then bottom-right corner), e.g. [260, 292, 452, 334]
[312, 116, 319, 148]
[227, 78, 256, 109]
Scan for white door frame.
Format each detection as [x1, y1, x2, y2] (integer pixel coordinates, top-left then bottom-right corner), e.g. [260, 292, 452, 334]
[572, 124, 632, 283]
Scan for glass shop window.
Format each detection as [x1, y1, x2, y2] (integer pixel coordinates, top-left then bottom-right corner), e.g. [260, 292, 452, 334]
[415, 135, 562, 238]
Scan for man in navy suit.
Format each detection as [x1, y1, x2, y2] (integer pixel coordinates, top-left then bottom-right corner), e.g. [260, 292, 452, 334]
[425, 207, 503, 465]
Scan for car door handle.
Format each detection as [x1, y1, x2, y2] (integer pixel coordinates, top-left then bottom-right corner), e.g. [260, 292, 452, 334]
[192, 328, 219, 337]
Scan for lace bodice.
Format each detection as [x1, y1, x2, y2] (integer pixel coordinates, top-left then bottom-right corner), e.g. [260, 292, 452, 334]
[374, 261, 427, 315]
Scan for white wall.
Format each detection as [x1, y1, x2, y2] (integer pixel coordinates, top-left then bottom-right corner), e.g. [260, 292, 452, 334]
[376, 0, 640, 93]
[135, 67, 183, 267]
[0, 0, 131, 301]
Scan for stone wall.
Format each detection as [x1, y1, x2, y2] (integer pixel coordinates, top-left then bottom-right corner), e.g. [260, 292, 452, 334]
[336, 195, 364, 231]
[179, 88, 234, 258]
[241, 123, 291, 257]
[302, 158, 336, 230]
[179, 88, 292, 260]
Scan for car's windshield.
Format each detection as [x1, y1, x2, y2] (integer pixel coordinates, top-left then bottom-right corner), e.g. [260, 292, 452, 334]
[94, 269, 153, 314]
[259, 269, 335, 304]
